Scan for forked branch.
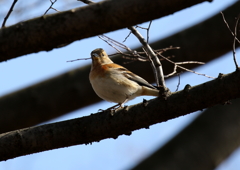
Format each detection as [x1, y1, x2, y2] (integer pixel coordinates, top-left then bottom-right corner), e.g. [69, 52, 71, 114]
[221, 12, 240, 70]
[127, 26, 168, 93]
[44, 0, 60, 15]
[157, 52, 215, 79]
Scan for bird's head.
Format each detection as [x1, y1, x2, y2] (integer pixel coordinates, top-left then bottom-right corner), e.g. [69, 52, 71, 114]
[90, 48, 113, 65]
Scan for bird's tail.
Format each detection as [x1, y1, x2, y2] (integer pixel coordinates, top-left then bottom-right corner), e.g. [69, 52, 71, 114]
[141, 87, 159, 96]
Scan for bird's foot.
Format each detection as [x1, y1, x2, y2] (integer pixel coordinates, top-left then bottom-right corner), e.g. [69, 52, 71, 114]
[107, 103, 124, 115]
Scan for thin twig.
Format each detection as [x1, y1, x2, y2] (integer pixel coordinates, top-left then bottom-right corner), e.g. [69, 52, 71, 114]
[44, 0, 58, 15]
[109, 51, 175, 63]
[165, 67, 177, 77]
[98, 35, 145, 61]
[109, 53, 147, 62]
[175, 61, 205, 65]
[220, 12, 240, 43]
[155, 46, 180, 54]
[135, 25, 147, 30]
[51, 7, 61, 13]
[233, 14, 240, 69]
[158, 53, 215, 79]
[1, 0, 18, 28]
[177, 65, 215, 78]
[142, 47, 159, 85]
[176, 73, 181, 92]
[67, 58, 90, 62]
[123, 21, 152, 43]
[135, 21, 152, 43]
[98, 36, 124, 54]
[123, 31, 132, 42]
[147, 21, 152, 43]
[99, 35, 131, 52]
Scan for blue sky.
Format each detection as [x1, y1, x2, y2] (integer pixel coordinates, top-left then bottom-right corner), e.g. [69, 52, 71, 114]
[0, 0, 238, 169]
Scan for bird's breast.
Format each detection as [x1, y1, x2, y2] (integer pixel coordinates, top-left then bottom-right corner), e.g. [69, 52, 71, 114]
[89, 71, 140, 103]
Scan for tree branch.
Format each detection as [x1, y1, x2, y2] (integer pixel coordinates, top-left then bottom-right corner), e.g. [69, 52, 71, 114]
[0, 1, 239, 134]
[132, 97, 240, 170]
[1, 70, 240, 161]
[0, 0, 210, 62]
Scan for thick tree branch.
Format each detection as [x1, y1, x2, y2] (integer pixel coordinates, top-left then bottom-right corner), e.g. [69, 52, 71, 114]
[132, 97, 240, 170]
[0, 1, 238, 134]
[0, 65, 94, 134]
[0, 0, 210, 62]
[1, 70, 240, 161]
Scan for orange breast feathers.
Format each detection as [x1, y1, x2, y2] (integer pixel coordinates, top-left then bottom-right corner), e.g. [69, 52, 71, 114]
[90, 63, 123, 79]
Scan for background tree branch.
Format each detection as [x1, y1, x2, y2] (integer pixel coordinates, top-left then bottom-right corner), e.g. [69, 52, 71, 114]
[0, 0, 210, 62]
[132, 97, 240, 170]
[0, 70, 240, 161]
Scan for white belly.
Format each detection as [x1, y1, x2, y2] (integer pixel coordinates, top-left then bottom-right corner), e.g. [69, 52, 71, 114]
[90, 74, 140, 104]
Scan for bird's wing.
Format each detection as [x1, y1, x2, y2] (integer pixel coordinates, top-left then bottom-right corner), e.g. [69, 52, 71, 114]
[117, 68, 157, 89]
[104, 63, 157, 89]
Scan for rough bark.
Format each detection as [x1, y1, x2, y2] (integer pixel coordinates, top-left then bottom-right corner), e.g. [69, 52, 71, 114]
[132, 98, 240, 170]
[0, 0, 210, 61]
[0, 70, 240, 161]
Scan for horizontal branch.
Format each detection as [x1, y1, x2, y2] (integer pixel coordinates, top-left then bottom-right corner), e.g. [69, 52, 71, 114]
[0, 1, 239, 134]
[0, 70, 240, 161]
[0, 0, 209, 62]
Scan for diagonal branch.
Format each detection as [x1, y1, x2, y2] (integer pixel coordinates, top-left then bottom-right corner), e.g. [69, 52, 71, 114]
[1, 0, 18, 28]
[1, 70, 240, 161]
[128, 26, 169, 93]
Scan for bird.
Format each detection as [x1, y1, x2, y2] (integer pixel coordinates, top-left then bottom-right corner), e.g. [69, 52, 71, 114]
[89, 48, 159, 110]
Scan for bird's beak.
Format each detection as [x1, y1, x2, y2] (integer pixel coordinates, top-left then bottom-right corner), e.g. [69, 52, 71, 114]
[92, 53, 100, 58]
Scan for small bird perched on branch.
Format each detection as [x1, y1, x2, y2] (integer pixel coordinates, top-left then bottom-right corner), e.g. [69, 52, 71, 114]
[89, 48, 159, 110]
